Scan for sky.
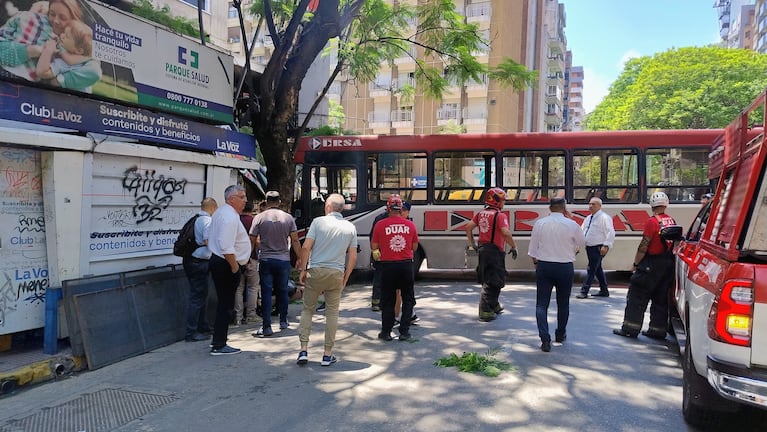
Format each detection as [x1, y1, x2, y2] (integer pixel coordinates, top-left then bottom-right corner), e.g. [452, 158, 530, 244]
[562, 0, 722, 113]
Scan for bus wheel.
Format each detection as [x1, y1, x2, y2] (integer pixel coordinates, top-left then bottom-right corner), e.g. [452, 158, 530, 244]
[413, 249, 424, 280]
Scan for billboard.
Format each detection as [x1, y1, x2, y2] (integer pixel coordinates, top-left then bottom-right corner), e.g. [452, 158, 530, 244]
[0, 0, 234, 124]
[0, 81, 257, 158]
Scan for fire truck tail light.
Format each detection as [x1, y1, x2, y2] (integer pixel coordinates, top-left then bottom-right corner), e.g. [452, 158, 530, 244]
[708, 280, 753, 347]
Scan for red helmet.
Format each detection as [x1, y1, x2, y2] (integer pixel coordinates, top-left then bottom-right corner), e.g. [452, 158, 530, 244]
[484, 187, 506, 209]
[386, 194, 403, 211]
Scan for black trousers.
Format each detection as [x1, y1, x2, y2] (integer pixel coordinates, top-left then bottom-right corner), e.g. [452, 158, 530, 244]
[478, 245, 506, 313]
[209, 254, 241, 349]
[379, 261, 415, 336]
[621, 252, 674, 334]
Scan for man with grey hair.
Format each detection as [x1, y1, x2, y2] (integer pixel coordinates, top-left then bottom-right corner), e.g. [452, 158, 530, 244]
[207, 185, 252, 355]
[296, 193, 357, 366]
[576, 197, 615, 299]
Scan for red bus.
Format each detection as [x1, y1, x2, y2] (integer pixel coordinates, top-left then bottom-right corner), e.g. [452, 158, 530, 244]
[292, 130, 723, 273]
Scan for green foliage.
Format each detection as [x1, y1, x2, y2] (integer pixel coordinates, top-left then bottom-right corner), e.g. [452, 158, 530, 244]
[584, 46, 767, 130]
[131, 0, 205, 40]
[438, 119, 466, 134]
[434, 348, 514, 377]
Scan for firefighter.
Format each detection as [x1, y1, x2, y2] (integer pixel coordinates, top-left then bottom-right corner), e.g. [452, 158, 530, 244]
[614, 191, 677, 339]
[465, 187, 518, 322]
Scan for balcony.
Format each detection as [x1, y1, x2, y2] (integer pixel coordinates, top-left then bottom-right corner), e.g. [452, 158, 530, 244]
[466, 2, 492, 23]
[547, 74, 564, 89]
[544, 110, 562, 126]
[368, 112, 391, 130]
[394, 47, 417, 65]
[545, 90, 562, 106]
[463, 108, 487, 125]
[466, 75, 488, 97]
[369, 80, 393, 98]
[548, 37, 565, 56]
[547, 56, 564, 74]
[391, 109, 414, 129]
[437, 106, 461, 125]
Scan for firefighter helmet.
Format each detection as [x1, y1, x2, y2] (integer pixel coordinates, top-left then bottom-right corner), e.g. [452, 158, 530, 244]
[649, 191, 669, 208]
[484, 187, 506, 209]
[386, 194, 403, 211]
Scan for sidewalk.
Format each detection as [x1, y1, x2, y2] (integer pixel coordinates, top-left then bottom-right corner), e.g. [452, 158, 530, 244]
[0, 269, 624, 397]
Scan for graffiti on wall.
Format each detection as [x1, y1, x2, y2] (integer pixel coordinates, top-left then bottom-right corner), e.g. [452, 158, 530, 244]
[122, 166, 188, 224]
[0, 148, 48, 333]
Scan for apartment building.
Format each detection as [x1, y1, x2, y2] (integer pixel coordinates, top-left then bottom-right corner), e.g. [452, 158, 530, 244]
[333, 0, 569, 135]
[562, 51, 583, 131]
[149, 0, 580, 134]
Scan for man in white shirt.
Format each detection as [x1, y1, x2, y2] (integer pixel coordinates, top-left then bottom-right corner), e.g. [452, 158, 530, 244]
[528, 198, 586, 352]
[576, 198, 615, 299]
[207, 185, 252, 355]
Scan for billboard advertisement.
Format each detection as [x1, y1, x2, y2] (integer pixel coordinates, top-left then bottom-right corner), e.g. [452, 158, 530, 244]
[0, 81, 257, 158]
[0, 0, 234, 124]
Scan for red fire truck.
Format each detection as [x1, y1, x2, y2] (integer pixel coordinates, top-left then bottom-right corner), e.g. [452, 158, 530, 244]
[672, 90, 767, 426]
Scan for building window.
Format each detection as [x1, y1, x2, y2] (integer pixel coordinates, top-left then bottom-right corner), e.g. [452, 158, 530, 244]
[180, 0, 210, 12]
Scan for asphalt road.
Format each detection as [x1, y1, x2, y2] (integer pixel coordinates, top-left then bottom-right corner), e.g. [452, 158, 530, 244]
[0, 274, 764, 432]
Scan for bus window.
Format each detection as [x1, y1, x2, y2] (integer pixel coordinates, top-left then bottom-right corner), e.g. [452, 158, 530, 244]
[309, 166, 357, 217]
[434, 151, 495, 203]
[573, 149, 638, 204]
[367, 152, 427, 204]
[646, 147, 708, 202]
[503, 151, 565, 203]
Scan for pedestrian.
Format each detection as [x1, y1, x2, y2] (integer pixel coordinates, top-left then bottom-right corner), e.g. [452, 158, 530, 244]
[182, 197, 217, 342]
[250, 190, 302, 337]
[371, 195, 419, 341]
[207, 185, 252, 355]
[464, 187, 518, 322]
[234, 201, 259, 326]
[369, 206, 389, 311]
[576, 197, 615, 299]
[528, 197, 586, 352]
[296, 193, 358, 366]
[614, 192, 678, 340]
[396, 201, 419, 325]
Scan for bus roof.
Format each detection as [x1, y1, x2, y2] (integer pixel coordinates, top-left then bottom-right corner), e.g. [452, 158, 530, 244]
[296, 130, 725, 160]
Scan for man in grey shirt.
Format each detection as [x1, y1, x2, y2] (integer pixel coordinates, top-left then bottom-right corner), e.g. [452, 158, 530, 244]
[250, 191, 302, 336]
[296, 193, 357, 366]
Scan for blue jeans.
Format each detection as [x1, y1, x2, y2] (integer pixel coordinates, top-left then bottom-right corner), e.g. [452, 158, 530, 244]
[535, 261, 574, 343]
[259, 258, 291, 328]
[581, 245, 608, 294]
[182, 257, 211, 337]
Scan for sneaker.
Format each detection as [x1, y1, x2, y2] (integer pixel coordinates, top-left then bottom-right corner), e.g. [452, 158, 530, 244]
[493, 304, 504, 314]
[555, 333, 567, 343]
[371, 305, 381, 312]
[316, 302, 326, 312]
[575, 292, 589, 299]
[321, 354, 337, 366]
[410, 314, 420, 325]
[252, 328, 263, 337]
[185, 333, 208, 342]
[296, 350, 308, 365]
[280, 320, 290, 330]
[262, 326, 274, 337]
[399, 333, 411, 341]
[210, 345, 241, 356]
[393, 319, 400, 327]
[541, 341, 551, 352]
[378, 331, 393, 341]
[593, 292, 610, 297]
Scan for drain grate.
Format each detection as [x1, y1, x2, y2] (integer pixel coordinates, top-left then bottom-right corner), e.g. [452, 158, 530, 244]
[0, 388, 176, 432]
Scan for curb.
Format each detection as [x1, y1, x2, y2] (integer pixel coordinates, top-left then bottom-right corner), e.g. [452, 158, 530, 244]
[0, 355, 86, 396]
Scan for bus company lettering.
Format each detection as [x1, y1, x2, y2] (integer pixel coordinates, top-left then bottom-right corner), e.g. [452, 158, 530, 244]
[385, 224, 411, 235]
[311, 137, 362, 150]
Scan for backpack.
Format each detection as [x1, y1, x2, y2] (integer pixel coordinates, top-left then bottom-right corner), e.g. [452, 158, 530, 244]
[173, 215, 201, 257]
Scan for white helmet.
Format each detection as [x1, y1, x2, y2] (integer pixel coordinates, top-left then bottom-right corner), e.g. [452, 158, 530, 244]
[649, 191, 669, 208]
